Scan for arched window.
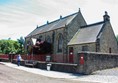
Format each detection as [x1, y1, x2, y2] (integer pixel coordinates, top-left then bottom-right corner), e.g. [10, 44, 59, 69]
[26, 41, 32, 55]
[39, 35, 42, 41]
[46, 36, 51, 43]
[57, 33, 63, 52]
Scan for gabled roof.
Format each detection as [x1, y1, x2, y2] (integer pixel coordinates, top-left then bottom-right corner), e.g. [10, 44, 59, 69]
[68, 21, 104, 45]
[26, 12, 78, 38]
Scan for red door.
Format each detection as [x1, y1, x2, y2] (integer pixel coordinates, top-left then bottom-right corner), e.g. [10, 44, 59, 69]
[69, 47, 74, 63]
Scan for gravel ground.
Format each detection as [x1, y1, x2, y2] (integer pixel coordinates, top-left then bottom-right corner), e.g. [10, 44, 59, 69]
[0, 63, 96, 83]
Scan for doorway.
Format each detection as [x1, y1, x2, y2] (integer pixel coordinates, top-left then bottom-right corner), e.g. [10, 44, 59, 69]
[69, 47, 74, 63]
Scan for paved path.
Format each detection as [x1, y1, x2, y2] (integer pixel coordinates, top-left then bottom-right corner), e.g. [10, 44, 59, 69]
[0, 62, 97, 83]
[1, 62, 118, 83]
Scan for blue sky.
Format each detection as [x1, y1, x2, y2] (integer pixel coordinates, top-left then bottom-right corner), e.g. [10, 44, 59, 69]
[0, 0, 9, 4]
[0, 0, 118, 40]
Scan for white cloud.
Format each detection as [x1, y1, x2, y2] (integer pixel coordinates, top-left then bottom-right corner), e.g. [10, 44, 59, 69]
[101, 0, 118, 4]
[0, 0, 118, 40]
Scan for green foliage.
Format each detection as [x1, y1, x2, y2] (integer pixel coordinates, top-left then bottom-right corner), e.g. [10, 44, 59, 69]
[0, 37, 26, 54]
[0, 39, 20, 54]
[17, 36, 25, 54]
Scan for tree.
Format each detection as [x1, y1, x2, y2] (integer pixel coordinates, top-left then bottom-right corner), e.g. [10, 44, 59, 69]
[17, 36, 25, 54]
[0, 39, 20, 54]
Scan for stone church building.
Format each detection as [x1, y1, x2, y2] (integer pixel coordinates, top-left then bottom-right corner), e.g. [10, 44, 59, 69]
[25, 9, 118, 63]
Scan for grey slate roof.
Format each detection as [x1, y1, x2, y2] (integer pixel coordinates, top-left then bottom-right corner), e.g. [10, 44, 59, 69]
[68, 22, 104, 45]
[26, 12, 78, 37]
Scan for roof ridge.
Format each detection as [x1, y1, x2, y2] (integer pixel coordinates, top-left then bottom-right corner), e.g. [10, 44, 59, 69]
[37, 12, 78, 28]
[81, 21, 104, 28]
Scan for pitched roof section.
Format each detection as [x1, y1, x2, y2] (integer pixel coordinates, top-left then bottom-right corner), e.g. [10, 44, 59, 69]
[26, 12, 78, 37]
[68, 22, 104, 45]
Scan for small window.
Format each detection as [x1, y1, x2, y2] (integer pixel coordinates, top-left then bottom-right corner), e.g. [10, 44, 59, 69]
[46, 36, 51, 43]
[82, 45, 88, 51]
[109, 48, 111, 53]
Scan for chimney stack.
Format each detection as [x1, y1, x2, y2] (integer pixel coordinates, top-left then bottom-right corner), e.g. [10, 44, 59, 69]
[103, 11, 110, 22]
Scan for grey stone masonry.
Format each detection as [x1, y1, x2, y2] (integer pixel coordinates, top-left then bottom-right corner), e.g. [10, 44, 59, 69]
[76, 52, 118, 74]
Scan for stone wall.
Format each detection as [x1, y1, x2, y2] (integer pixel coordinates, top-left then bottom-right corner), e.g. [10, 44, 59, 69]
[35, 62, 77, 73]
[76, 52, 118, 74]
[12, 60, 77, 73]
[50, 62, 77, 73]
